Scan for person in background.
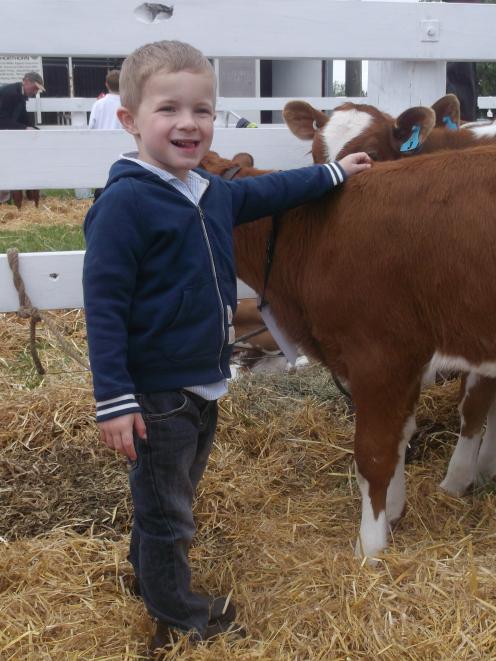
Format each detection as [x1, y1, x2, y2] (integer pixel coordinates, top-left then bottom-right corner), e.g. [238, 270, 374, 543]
[0, 71, 45, 129]
[88, 69, 122, 130]
[444, 0, 478, 122]
[0, 73, 44, 205]
[447, 61, 477, 122]
[89, 70, 123, 199]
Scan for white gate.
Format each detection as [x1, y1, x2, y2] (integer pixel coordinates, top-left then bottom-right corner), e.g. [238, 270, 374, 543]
[2, 0, 496, 310]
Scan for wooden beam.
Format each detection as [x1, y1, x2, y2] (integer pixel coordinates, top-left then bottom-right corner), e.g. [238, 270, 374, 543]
[0, 252, 256, 312]
[1, 251, 86, 312]
[0, 127, 311, 189]
[2, 1, 496, 61]
[27, 96, 367, 114]
[367, 60, 447, 117]
[26, 95, 496, 119]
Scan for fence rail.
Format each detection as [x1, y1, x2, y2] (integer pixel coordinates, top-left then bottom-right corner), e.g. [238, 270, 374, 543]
[27, 97, 366, 115]
[2, 0, 496, 313]
[0, 127, 311, 189]
[0, 252, 256, 313]
[27, 95, 496, 129]
[3, 0, 496, 61]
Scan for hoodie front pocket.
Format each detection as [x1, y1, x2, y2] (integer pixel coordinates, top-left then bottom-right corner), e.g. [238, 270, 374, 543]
[162, 282, 222, 362]
[167, 287, 195, 331]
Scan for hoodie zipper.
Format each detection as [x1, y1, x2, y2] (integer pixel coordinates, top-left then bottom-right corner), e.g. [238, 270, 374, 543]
[129, 173, 227, 373]
[197, 204, 226, 372]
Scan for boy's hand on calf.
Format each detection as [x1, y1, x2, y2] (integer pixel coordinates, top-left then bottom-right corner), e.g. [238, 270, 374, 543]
[98, 412, 147, 461]
[338, 152, 372, 177]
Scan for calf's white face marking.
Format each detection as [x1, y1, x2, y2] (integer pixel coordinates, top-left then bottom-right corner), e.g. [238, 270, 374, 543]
[321, 109, 373, 161]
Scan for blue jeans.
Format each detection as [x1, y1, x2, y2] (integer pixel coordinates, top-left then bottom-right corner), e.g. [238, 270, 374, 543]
[128, 390, 218, 635]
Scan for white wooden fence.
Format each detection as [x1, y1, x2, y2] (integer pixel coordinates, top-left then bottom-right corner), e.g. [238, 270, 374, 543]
[27, 95, 496, 127]
[26, 96, 368, 129]
[2, 0, 496, 312]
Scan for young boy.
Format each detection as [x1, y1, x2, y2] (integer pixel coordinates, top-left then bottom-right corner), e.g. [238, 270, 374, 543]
[82, 40, 370, 652]
[88, 69, 122, 130]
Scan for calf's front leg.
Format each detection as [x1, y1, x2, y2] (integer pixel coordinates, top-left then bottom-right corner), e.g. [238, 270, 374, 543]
[352, 373, 420, 561]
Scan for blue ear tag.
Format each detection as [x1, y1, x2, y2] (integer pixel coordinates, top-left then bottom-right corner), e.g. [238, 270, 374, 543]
[442, 115, 458, 131]
[400, 125, 421, 153]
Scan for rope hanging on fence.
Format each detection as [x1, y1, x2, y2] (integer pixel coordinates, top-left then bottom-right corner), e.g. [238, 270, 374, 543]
[7, 248, 90, 375]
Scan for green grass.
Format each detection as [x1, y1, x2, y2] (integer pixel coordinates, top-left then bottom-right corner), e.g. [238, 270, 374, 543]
[0, 225, 84, 253]
[40, 189, 78, 199]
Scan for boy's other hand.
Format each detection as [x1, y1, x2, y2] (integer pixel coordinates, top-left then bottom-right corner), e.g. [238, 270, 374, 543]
[98, 413, 147, 461]
[338, 152, 372, 177]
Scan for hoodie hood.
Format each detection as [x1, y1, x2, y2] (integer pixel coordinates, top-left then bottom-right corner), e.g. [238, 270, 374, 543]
[106, 158, 162, 188]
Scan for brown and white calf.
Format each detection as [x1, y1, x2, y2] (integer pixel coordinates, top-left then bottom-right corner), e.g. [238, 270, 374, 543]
[203, 146, 496, 560]
[284, 96, 496, 501]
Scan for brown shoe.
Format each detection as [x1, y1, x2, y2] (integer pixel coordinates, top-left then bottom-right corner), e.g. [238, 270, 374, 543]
[125, 579, 235, 623]
[149, 617, 246, 655]
[126, 576, 141, 597]
[208, 595, 236, 624]
[203, 619, 247, 641]
[149, 621, 201, 654]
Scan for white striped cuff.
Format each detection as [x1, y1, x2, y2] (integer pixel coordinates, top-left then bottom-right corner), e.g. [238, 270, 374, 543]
[96, 393, 141, 420]
[325, 162, 346, 187]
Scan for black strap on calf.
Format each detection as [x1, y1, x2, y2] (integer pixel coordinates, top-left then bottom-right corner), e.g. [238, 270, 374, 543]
[258, 213, 282, 311]
[220, 162, 281, 313]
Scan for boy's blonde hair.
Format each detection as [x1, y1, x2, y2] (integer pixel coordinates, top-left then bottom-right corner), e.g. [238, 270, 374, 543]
[120, 40, 216, 111]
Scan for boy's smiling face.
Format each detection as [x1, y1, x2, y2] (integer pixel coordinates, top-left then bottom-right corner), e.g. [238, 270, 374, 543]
[119, 68, 216, 182]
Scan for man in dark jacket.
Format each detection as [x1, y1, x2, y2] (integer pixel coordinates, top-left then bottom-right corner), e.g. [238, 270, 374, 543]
[444, 0, 478, 122]
[0, 71, 45, 129]
[0, 72, 44, 206]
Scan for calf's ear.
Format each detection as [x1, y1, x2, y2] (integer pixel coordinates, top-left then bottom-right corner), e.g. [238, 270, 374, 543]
[232, 152, 254, 167]
[283, 101, 329, 140]
[431, 94, 461, 129]
[390, 107, 436, 155]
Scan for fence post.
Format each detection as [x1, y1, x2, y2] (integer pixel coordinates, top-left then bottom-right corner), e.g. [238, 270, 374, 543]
[72, 103, 93, 199]
[367, 61, 446, 115]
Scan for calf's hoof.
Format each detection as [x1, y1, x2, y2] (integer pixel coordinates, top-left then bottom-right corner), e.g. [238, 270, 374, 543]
[439, 477, 471, 498]
[354, 537, 386, 566]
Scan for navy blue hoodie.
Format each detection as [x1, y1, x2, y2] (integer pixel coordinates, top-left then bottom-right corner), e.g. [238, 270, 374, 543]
[83, 159, 346, 421]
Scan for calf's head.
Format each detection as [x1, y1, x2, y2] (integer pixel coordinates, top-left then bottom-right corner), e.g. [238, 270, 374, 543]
[283, 97, 461, 163]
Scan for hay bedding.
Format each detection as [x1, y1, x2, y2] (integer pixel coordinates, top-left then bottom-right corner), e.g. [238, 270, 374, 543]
[2, 305, 496, 658]
[0, 197, 91, 230]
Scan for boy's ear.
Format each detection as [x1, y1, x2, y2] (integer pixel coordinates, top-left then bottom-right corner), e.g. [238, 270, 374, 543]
[117, 106, 139, 135]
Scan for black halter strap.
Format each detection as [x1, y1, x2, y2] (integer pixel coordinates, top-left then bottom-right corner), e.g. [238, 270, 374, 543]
[258, 213, 282, 311]
[220, 162, 280, 312]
